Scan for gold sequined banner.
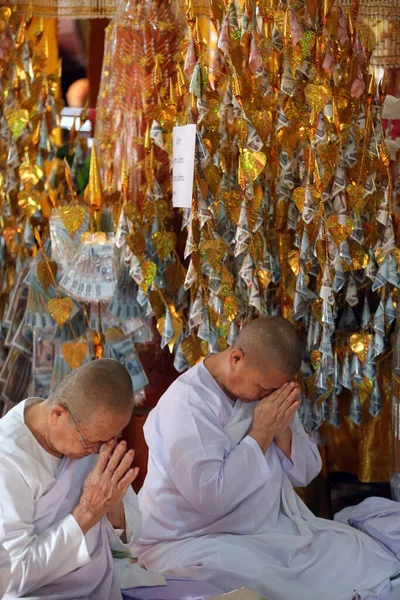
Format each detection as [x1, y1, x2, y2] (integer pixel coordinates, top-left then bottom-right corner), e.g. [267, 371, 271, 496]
[8, 0, 210, 18]
[341, 0, 400, 66]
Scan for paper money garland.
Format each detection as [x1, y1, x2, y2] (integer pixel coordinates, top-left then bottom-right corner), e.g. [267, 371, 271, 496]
[93, 0, 399, 432]
[0, 1, 399, 435]
[0, 7, 151, 413]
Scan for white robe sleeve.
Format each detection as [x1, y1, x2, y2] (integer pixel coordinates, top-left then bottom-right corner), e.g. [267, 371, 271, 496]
[275, 413, 322, 487]
[0, 456, 90, 597]
[154, 389, 273, 518]
[0, 526, 10, 600]
[107, 486, 142, 551]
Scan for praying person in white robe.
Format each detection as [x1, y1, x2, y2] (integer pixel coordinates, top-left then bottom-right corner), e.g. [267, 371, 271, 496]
[0, 359, 222, 600]
[134, 317, 400, 600]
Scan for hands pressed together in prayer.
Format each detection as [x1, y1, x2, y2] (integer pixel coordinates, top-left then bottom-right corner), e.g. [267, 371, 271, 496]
[72, 439, 139, 535]
[249, 382, 301, 456]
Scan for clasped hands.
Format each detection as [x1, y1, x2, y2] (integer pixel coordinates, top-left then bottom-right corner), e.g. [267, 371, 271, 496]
[72, 439, 139, 535]
[250, 382, 301, 455]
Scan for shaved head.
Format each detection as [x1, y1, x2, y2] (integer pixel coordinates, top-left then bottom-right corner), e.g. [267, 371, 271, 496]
[234, 317, 301, 375]
[49, 358, 134, 423]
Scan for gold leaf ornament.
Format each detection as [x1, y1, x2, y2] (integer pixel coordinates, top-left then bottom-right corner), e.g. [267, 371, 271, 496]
[6, 108, 29, 140]
[37, 260, 58, 291]
[19, 163, 44, 188]
[327, 216, 354, 246]
[182, 335, 205, 366]
[62, 341, 88, 370]
[48, 297, 74, 327]
[238, 149, 267, 187]
[256, 268, 271, 293]
[200, 238, 227, 271]
[204, 164, 221, 197]
[348, 240, 369, 271]
[140, 261, 157, 293]
[223, 190, 242, 224]
[310, 349, 321, 370]
[124, 204, 142, 229]
[126, 231, 146, 259]
[292, 187, 306, 212]
[288, 250, 300, 276]
[59, 206, 86, 236]
[152, 231, 176, 261]
[350, 332, 373, 364]
[105, 327, 126, 344]
[304, 84, 332, 115]
[346, 184, 366, 213]
[156, 310, 183, 345]
[165, 263, 185, 294]
[18, 190, 41, 217]
[223, 295, 238, 322]
[358, 377, 374, 404]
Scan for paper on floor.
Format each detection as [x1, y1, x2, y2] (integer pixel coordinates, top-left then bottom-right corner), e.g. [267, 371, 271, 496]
[209, 589, 265, 600]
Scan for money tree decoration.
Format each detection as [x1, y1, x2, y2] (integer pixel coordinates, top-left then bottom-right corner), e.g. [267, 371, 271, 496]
[0, 6, 151, 415]
[95, 0, 190, 367]
[0, 0, 399, 444]
[95, 0, 399, 433]
[187, 0, 398, 433]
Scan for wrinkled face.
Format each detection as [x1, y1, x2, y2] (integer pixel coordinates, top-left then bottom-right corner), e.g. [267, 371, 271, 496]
[225, 348, 296, 403]
[48, 403, 133, 459]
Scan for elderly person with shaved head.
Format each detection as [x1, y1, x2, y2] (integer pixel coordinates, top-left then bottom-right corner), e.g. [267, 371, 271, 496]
[0, 359, 222, 600]
[134, 317, 400, 600]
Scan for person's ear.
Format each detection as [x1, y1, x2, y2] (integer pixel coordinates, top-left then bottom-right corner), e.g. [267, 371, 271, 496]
[48, 404, 67, 426]
[229, 347, 244, 368]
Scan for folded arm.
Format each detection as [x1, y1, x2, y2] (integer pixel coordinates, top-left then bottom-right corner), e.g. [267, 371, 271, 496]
[0, 457, 91, 597]
[275, 412, 322, 487]
[155, 392, 273, 518]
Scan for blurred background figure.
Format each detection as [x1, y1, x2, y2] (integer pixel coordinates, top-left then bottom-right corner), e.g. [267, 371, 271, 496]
[58, 19, 89, 108]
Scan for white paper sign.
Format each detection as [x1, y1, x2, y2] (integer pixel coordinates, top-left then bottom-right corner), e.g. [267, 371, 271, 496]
[172, 124, 196, 208]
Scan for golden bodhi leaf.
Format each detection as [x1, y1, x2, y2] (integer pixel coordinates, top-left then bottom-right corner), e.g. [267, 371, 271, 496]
[346, 183, 366, 213]
[37, 260, 58, 291]
[152, 231, 176, 261]
[358, 377, 374, 404]
[223, 295, 238, 322]
[182, 334, 204, 367]
[239, 149, 267, 187]
[59, 206, 86, 236]
[256, 268, 271, 293]
[288, 250, 300, 276]
[304, 83, 332, 114]
[17, 190, 41, 218]
[19, 163, 43, 188]
[62, 341, 88, 370]
[223, 190, 242, 224]
[6, 108, 29, 140]
[48, 297, 74, 327]
[166, 263, 185, 294]
[327, 216, 354, 246]
[124, 203, 142, 229]
[127, 231, 146, 259]
[156, 312, 183, 345]
[140, 261, 157, 293]
[200, 238, 227, 271]
[350, 332, 373, 364]
[105, 327, 126, 344]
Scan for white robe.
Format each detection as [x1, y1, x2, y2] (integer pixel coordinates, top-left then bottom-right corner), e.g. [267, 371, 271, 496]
[0, 526, 11, 598]
[0, 399, 165, 599]
[134, 362, 400, 600]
